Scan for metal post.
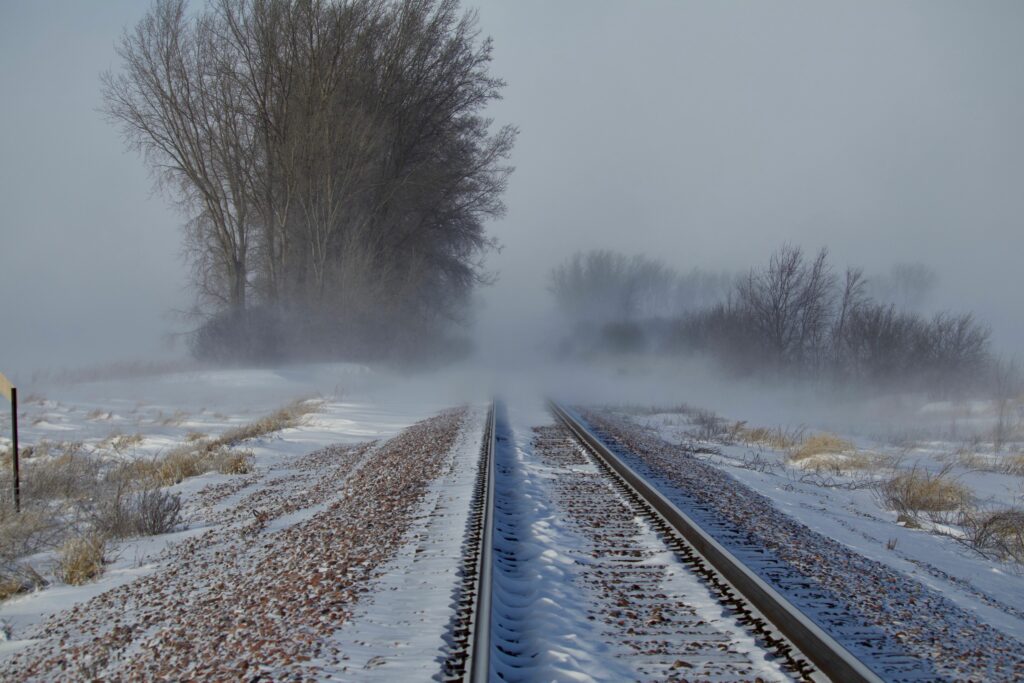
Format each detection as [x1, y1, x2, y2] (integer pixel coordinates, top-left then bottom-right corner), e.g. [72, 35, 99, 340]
[11, 387, 18, 514]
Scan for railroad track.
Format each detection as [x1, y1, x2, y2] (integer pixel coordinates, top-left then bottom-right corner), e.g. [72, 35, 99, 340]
[445, 400, 882, 682]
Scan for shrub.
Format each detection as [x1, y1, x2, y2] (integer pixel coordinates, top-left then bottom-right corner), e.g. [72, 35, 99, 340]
[689, 410, 728, 441]
[21, 444, 99, 503]
[964, 508, 1024, 563]
[879, 465, 972, 522]
[93, 483, 182, 538]
[56, 534, 107, 586]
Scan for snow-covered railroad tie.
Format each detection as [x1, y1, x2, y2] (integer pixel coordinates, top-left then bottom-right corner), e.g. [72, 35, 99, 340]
[472, 399, 848, 682]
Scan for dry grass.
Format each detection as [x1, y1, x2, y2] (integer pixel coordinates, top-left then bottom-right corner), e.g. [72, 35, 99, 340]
[93, 482, 182, 538]
[791, 433, 856, 461]
[964, 508, 1024, 563]
[879, 464, 972, 523]
[0, 563, 45, 601]
[1003, 453, 1024, 476]
[210, 448, 254, 475]
[216, 399, 317, 446]
[0, 398, 317, 600]
[55, 534, 107, 586]
[129, 445, 255, 487]
[22, 447, 101, 503]
[0, 509, 59, 562]
[730, 422, 805, 450]
[96, 399, 312, 488]
[108, 433, 145, 454]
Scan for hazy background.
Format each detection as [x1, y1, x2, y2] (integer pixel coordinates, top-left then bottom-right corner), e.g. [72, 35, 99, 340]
[2, 0, 1023, 377]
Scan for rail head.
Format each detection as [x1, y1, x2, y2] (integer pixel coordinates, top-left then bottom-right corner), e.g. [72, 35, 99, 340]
[549, 400, 884, 683]
[467, 401, 497, 682]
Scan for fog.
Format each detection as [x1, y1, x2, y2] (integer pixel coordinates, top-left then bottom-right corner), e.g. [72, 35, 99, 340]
[2, 1, 1023, 380]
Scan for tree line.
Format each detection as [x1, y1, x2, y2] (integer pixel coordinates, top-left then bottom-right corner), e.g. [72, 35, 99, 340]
[103, 0, 515, 362]
[550, 246, 993, 396]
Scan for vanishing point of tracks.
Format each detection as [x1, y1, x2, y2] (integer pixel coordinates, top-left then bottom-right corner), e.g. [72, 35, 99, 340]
[444, 401, 883, 682]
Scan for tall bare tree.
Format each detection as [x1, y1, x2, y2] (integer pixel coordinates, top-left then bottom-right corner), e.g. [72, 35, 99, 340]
[104, 0, 515, 361]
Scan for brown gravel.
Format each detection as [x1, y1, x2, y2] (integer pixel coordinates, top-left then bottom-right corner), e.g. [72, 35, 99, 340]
[0, 408, 467, 681]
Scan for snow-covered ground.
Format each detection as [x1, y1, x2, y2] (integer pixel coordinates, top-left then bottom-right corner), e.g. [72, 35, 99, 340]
[617, 405, 1024, 618]
[589, 403, 1024, 679]
[0, 363, 486, 679]
[2, 358, 1022, 679]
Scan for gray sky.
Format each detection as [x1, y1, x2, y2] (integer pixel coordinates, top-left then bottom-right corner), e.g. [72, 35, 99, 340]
[2, 1, 1023, 376]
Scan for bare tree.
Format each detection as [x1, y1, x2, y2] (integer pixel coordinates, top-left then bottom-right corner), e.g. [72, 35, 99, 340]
[991, 357, 1022, 450]
[736, 245, 836, 369]
[104, 0, 515, 362]
[103, 0, 256, 315]
[832, 267, 867, 369]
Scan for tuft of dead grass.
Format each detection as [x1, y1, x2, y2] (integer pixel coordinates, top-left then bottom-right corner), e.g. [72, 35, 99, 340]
[730, 422, 805, 450]
[790, 433, 855, 461]
[109, 433, 145, 454]
[210, 448, 254, 475]
[879, 464, 972, 523]
[216, 399, 317, 446]
[92, 476, 182, 539]
[55, 534, 107, 586]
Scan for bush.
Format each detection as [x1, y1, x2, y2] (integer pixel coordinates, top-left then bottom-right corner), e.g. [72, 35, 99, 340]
[965, 509, 1024, 563]
[879, 465, 972, 522]
[56, 534, 107, 586]
[21, 443, 99, 503]
[688, 410, 729, 441]
[93, 483, 182, 538]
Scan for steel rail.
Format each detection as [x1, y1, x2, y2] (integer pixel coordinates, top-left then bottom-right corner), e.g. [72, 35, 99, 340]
[439, 401, 495, 682]
[550, 401, 884, 683]
[466, 401, 496, 682]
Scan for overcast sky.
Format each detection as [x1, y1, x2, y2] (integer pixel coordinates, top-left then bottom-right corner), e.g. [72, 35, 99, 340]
[2, 1, 1023, 376]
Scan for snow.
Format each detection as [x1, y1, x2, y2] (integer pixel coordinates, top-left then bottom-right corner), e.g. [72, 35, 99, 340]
[0, 363, 467, 666]
[329, 405, 487, 679]
[490, 399, 789, 681]
[589, 406, 1024, 679]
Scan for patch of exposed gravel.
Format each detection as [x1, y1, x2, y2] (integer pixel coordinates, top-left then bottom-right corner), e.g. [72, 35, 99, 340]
[0, 408, 467, 681]
[585, 409, 1024, 682]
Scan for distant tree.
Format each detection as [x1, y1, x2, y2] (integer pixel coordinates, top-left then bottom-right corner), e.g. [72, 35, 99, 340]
[103, 0, 515, 362]
[549, 250, 681, 324]
[831, 267, 867, 370]
[736, 245, 837, 369]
